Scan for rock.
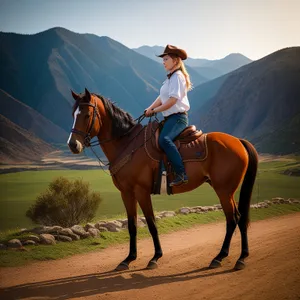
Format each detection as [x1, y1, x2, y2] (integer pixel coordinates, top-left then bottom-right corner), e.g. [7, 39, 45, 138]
[71, 225, 90, 238]
[272, 200, 280, 204]
[137, 218, 146, 228]
[160, 211, 176, 218]
[59, 228, 74, 236]
[69, 233, 81, 240]
[214, 204, 222, 210]
[97, 226, 108, 232]
[264, 200, 272, 205]
[179, 207, 190, 214]
[155, 216, 161, 221]
[7, 239, 22, 248]
[88, 228, 100, 237]
[166, 211, 176, 217]
[22, 240, 36, 246]
[84, 223, 96, 231]
[100, 221, 123, 232]
[27, 235, 40, 243]
[53, 235, 73, 242]
[272, 197, 285, 203]
[289, 198, 300, 204]
[284, 199, 293, 204]
[207, 206, 215, 211]
[95, 221, 108, 230]
[116, 219, 128, 227]
[58, 228, 80, 240]
[139, 217, 147, 224]
[39, 234, 56, 245]
[120, 218, 145, 229]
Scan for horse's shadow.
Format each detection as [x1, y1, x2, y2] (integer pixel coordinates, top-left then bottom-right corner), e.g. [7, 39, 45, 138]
[0, 266, 237, 300]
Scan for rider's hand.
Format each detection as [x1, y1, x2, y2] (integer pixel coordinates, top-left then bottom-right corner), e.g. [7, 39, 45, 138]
[144, 108, 155, 117]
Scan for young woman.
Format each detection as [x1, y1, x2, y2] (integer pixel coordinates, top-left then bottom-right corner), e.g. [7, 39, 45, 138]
[144, 45, 192, 186]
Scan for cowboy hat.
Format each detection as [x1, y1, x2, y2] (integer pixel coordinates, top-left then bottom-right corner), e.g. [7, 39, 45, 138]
[157, 44, 187, 60]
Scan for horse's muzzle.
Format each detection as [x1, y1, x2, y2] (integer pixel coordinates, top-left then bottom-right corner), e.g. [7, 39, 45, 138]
[68, 140, 83, 154]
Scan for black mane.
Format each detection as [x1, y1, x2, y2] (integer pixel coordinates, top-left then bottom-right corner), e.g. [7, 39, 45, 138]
[72, 93, 136, 138]
[94, 94, 136, 138]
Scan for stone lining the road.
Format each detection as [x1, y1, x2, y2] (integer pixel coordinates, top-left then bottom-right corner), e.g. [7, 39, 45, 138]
[1, 197, 299, 250]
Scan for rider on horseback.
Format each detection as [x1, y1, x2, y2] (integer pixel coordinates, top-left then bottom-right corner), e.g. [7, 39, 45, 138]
[145, 45, 192, 186]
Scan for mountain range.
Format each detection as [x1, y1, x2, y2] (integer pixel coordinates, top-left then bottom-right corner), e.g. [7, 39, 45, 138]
[189, 47, 300, 154]
[0, 27, 299, 163]
[133, 45, 252, 80]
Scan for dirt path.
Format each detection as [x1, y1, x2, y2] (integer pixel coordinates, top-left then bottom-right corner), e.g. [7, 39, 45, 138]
[1, 213, 300, 300]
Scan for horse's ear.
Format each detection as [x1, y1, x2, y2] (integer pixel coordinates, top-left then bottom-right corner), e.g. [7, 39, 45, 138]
[85, 88, 91, 102]
[71, 89, 80, 101]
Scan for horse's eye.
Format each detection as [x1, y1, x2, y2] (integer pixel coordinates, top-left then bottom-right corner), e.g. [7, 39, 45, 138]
[85, 113, 91, 119]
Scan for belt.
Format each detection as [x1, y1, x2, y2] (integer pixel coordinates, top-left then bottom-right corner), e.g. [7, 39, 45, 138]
[164, 111, 187, 120]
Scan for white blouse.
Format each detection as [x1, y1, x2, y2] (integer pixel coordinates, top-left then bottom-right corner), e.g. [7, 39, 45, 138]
[159, 70, 190, 117]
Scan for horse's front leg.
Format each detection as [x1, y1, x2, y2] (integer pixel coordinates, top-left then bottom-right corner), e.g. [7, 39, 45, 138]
[115, 192, 137, 271]
[136, 187, 163, 269]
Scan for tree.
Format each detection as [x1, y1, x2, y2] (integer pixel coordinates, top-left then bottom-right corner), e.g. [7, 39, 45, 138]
[26, 177, 102, 227]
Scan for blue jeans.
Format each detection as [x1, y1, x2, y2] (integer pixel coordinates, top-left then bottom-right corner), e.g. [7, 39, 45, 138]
[158, 113, 188, 175]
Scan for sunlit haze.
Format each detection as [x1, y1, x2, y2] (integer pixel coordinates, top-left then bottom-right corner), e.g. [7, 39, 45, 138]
[0, 0, 299, 60]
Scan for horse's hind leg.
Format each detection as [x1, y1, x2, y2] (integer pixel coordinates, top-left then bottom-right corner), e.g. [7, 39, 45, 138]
[115, 192, 137, 271]
[209, 189, 240, 269]
[234, 215, 249, 270]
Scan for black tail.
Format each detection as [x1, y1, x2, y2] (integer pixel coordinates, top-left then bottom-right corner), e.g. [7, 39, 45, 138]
[238, 139, 258, 228]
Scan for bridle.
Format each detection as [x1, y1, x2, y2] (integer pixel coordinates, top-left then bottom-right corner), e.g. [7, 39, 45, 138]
[71, 101, 102, 147]
[70, 97, 149, 147]
[70, 96, 157, 175]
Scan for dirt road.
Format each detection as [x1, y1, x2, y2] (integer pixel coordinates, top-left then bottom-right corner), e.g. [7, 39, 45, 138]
[1, 213, 300, 300]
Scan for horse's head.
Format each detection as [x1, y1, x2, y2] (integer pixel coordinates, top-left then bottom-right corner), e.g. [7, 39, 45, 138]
[68, 88, 102, 154]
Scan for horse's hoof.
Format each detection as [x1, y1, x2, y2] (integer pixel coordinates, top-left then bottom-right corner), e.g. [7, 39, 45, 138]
[115, 262, 129, 271]
[209, 259, 222, 269]
[146, 261, 158, 269]
[234, 260, 246, 270]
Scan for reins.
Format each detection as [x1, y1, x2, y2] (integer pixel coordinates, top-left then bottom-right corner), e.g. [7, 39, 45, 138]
[78, 104, 159, 176]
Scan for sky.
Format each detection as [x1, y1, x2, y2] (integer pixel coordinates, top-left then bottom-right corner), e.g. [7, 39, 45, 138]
[0, 0, 299, 60]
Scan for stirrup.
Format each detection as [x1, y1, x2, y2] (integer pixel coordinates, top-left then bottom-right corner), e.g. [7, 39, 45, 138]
[169, 174, 188, 186]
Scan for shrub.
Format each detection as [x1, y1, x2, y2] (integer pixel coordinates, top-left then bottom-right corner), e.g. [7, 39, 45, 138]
[26, 177, 102, 227]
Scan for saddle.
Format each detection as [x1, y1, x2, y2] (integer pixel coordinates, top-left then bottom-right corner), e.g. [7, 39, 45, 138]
[144, 121, 208, 195]
[145, 121, 207, 163]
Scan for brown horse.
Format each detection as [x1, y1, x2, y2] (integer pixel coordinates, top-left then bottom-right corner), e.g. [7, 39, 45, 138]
[68, 88, 258, 271]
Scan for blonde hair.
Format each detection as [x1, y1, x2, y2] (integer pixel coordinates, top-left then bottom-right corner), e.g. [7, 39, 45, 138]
[170, 55, 192, 91]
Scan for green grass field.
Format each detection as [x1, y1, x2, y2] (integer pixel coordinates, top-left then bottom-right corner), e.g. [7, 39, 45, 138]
[0, 159, 300, 231]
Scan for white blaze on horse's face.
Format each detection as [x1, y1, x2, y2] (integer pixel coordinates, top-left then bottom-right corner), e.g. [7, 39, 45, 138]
[68, 106, 83, 154]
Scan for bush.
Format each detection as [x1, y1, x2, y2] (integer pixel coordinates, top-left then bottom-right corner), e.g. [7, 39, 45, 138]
[26, 177, 102, 227]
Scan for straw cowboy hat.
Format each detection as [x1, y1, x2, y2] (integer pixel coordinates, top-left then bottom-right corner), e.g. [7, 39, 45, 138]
[157, 44, 188, 60]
